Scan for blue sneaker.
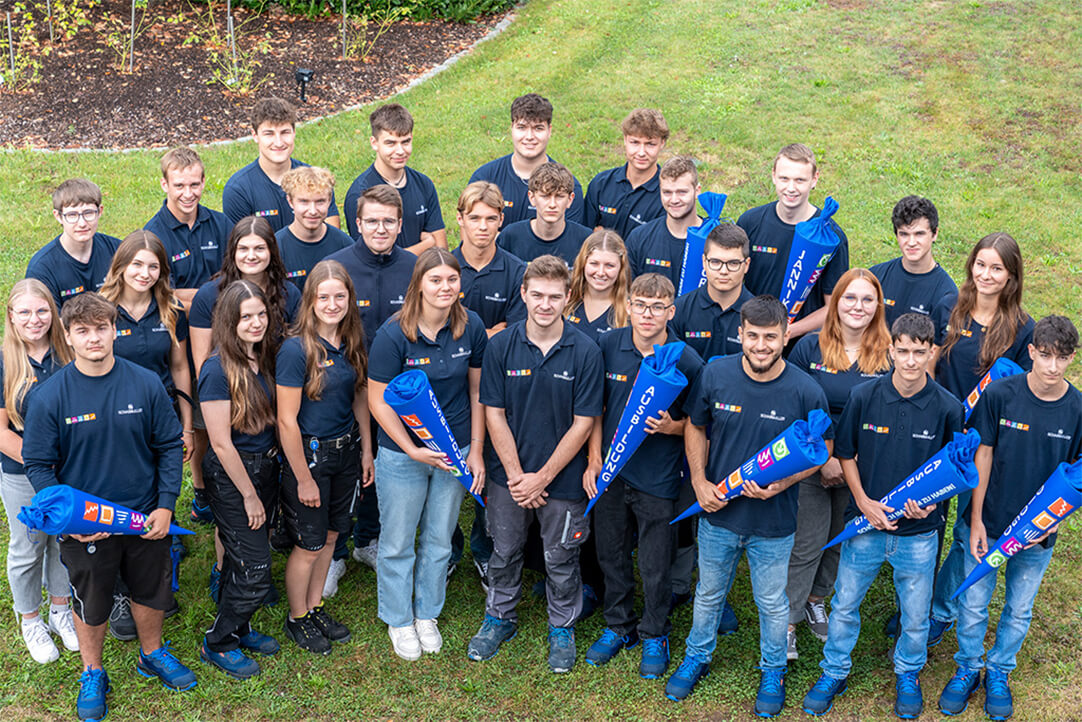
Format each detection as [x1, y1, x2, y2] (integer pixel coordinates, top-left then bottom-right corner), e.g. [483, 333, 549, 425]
[802, 673, 847, 715]
[548, 625, 576, 673]
[984, 667, 1013, 720]
[754, 667, 786, 717]
[938, 667, 980, 715]
[239, 629, 280, 656]
[586, 628, 639, 666]
[718, 600, 739, 636]
[199, 640, 260, 680]
[136, 642, 197, 691]
[894, 671, 923, 719]
[208, 564, 221, 605]
[467, 615, 517, 661]
[76, 667, 110, 721]
[927, 617, 953, 647]
[640, 636, 670, 679]
[190, 496, 214, 525]
[665, 655, 709, 701]
[577, 583, 599, 622]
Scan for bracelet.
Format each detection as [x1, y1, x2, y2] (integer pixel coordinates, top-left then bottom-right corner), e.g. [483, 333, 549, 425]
[182, 429, 194, 434]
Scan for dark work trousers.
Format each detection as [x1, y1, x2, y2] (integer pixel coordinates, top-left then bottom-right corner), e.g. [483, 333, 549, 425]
[339, 418, 380, 560]
[203, 446, 280, 652]
[450, 498, 493, 566]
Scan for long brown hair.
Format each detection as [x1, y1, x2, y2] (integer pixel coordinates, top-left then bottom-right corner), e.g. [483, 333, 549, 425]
[2, 279, 72, 430]
[99, 230, 182, 344]
[211, 280, 276, 435]
[291, 260, 368, 401]
[942, 232, 1029, 372]
[566, 230, 631, 328]
[819, 268, 891, 374]
[394, 248, 468, 343]
[216, 216, 290, 349]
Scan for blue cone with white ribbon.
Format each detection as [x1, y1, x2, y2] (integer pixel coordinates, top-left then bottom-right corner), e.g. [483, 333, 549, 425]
[18, 485, 194, 536]
[678, 192, 727, 296]
[778, 196, 842, 323]
[963, 357, 1025, 421]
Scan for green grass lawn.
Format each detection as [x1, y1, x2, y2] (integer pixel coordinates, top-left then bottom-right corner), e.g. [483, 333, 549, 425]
[2, 0, 1082, 719]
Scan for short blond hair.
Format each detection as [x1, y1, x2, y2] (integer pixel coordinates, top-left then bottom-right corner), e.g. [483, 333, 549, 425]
[281, 166, 336, 200]
[160, 147, 204, 179]
[457, 181, 504, 215]
[621, 108, 669, 141]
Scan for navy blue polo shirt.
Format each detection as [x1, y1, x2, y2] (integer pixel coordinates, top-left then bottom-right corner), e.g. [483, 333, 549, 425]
[144, 202, 230, 290]
[480, 320, 604, 501]
[452, 246, 527, 329]
[23, 357, 184, 514]
[342, 165, 444, 246]
[834, 374, 964, 535]
[0, 349, 64, 475]
[222, 158, 340, 232]
[276, 335, 358, 439]
[965, 374, 1082, 543]
[931, 293, 1034, 401]
[670, 285, 753, 361]
[469, 154, 586, 229]
[275, 224, 354, 290]
[197, 354, 276, 454]
[870, 257, 958, 328]
[26, 233, 121, 309]
[114, 299, 189, 393]
[685, 354, 832, 537]
[583, 164, 665, 239]
[788, 333, 890, 424]
[368, 310, 487, 454]
[598, 328, 704, 499]
[737, 202, 849, 322]
[325, 242, 416, 350]
[626, 215, 698, 288]
[566, 303, 618, 343]
[188, 279, 302, 330]
[496, 219, 592, 266]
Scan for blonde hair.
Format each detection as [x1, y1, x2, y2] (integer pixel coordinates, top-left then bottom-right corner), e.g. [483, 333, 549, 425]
[566, 230, 630, 329]
[3, 279, 72, 430]
[281, 165, 335, 200]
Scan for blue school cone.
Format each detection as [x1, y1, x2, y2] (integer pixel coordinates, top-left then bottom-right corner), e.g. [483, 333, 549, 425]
[962, 357, 1025, 421]
[778, 196, 842, 323]
[678, 192, 727, 296]
[18, 485, 195, 536]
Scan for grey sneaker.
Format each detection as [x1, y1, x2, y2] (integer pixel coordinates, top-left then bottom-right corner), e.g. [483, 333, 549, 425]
[787, 626, 799, 661]
[467, 615, 517, 661]
[548, 625, 576, 673]
[351, 540, 378, 570]
[804, 600, 829, 642]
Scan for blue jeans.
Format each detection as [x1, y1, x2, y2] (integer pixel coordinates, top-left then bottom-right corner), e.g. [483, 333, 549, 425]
[954, 532, 1054, 673]
[820, 529, 937, 678]
[684, 519, 793, 670]
[930, 491, 971, 623]
[374, 446, 468, 628]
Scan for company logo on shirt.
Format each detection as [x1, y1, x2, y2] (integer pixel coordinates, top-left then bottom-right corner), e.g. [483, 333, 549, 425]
[645, 258, 672, 268]
[201, 241, 219, 252]
[606, 372, 628, 382]
[415, 205, 427, 216]
[883, 298, 896, 307]
[598, 205, 617, 215]
[117, 403, 143, 415]
[809, 362, 837, 374]
[912, 429, 936, 440]
[321, 359, 335, 367]
[391, 295, 405, 306]
[685, 331, 711, 339]
[286, 269, 306, 279]
[484, 292, 508, 303]
[862, 423, 890, 434]
[909, 303, 927, 313]
[759, 409, 786, 422]
[506, 369, 532, 377]
[116, 329, 132, 337]
[356, 299, 371, 307]
[503, 200, 514, 209]
[553, 370, 575, 382]
[1048, 428, 1073, 441]
[751, 245, 777, 254]
[405, 358, 430, 366]
[629, 214, 646, 226]
[998, 418, 1030, 431]
[254, 209, 279, 218]
[713, 402, 742, 413]
[152, 323, 167, 333]
[451, 347, 471, 359]
[567, 315, 582, 324]
[65, 413, 97, 425]
[171, 250, 191, 262]
[60, 286, 85, 297]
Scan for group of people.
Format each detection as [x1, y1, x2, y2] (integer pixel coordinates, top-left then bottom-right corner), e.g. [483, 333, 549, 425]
[1, 92, 1077, 722]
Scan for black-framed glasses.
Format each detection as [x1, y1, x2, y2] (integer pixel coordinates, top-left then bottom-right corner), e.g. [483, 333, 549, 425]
[59, 208, 100, 224]
[629, 301, 673, 316]
[704, 258, 746, 272]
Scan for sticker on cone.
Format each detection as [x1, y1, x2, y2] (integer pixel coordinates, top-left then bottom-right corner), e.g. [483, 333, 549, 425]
[778, 196, 842, 323]
[963, 357, 1025, 421]
[18, 485, 194, 536]
[678, 192, 728, 296]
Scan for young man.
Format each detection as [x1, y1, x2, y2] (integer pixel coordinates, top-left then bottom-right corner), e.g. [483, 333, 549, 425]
[665, 295, 832, 718]
[584, 108, 668, 239]
[276, 166, 353, 290]
[497, 162, 592, 265]
[222, 97, 340, 232]
[870, 196, 957, 328]
[342, 103, 446, 254]
[737, 144, 849, 341]
[585, 273, 704, 680]
[938, 316, 1081, 720]
[22, 293, 195, 721]
[626, 156, 702, 288]
[144, 147, 231, 307]
[801, 313, 963, 719]
[468, 255, 603, 674]
[26, 178, 121, 309]
[670, 222, 754, 361]
[469, 93, 586, 229]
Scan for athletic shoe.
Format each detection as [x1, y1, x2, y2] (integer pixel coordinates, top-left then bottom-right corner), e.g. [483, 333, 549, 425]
[388, 624, 422, 661]
[22, 616, 59, 664]
[467, 615, 518, 661]
[640, 636, 670, 679]
[804, 600, 829, 641]
[938, 667, 981, 715]
[76, 667, 110, 721]
[786, 626, 798, 661]
[894, 671, 923, 719]
[984, 667, 1013, 720]
[473, 558, 490, 593]
[664, 656, 709, 701]
[136, 642, 197, 691]
[802, 674, 847, 715]
[718, 600, 740, 636]
[49, 607, 80, 652]
[884, 609, 901, 639]
[208, 564, 221, 605]
[322, 558, 347, 599]
[578, 584, 599, 622]
[310, 606, 351, 643]
[754, 667, 787, 717]
[351, 540, 378, 570]
[238, 629, 280, 656]
[586, 628, 639, 666]
[547, 625, 576, 673]
[446, 560, 457, 581]
[107, 595, 136, 642]
[414, 619, 443, 654]
[669, 591, 692, 614]
[927, 617, 953, 647]
[285, 614, 331, 656]
[190, 496, 214, 525]
[200, 640, 260, 680]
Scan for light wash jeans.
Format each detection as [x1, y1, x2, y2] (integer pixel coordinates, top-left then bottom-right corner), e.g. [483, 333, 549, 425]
[1, 470, 70, 614]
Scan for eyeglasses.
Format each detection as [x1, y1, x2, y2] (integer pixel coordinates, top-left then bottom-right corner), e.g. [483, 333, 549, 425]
[839, 294, 877, 307]
[704, 258, 746, 272]
[360, 218, 398, 230]
[629, 301, 673, 316]
[12, 309, 51, 322]
[59, 208, 100, 224]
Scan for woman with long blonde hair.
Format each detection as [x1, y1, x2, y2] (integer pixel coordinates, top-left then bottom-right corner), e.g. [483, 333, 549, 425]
[565, 230, 631, 340]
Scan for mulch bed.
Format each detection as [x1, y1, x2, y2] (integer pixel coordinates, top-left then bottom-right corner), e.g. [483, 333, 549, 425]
[0, 0, 507, 149]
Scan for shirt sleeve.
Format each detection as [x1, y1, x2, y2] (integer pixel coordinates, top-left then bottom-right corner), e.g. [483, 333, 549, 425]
[573, 343, 605, 417]
[21, 386, 60, 492]
[626, 227, 645, 278]
[175, 308, 190, 344]
[189, 284, 215, 329]
[567, 177, 586, 226]
[479, 332, 506, 409]
[670, 347, 705, 421]
[284, 283, 303, 325]
[422, 180, 445, 233]
[468, 317, 488, 369]
[25, 257, 61, 310]
[197, 358, 230, 402]
[967, 383, 1000, 443]
[833, 390, 861, 460]
[505, 264, 527, 325]
[343, 182, 361, 239]
[932, 294, 956, 346]
[684, 365, 713, 427]
[1010, 319, 1035, 370]
[583, 176, 600, 229]
[275, 339, 307, 389]
[366, 324, 405, 385]
[788, 334, 815, 373]
[221, 178, 249, 225]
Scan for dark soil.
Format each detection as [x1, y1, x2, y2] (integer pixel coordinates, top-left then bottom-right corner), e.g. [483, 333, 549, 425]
[0, 0, 506, 149]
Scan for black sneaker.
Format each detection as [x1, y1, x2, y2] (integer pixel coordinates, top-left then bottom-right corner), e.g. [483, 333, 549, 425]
[309, 606, 351, 643]
[285, 614, 331, 655]
[108, 594, 137, 641]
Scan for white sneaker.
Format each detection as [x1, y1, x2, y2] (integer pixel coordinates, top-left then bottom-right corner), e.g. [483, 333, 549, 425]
[322, 558, 347, 598]
[414, 618, 443, 654]
[22, 616, 59, 664]
[48, 607, 80, 651]
[388, 624, 422, 661]
[351, 540, 378, 570]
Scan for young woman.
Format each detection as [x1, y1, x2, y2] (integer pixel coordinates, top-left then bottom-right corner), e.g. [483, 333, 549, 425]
[565, 230, 631, 340]
[784, 268, 892, 659]
[197, 280, 281, 679]
[277, 260, 374, 655]
[0, 279, 76, 664]
[367, 248, 487, 661]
